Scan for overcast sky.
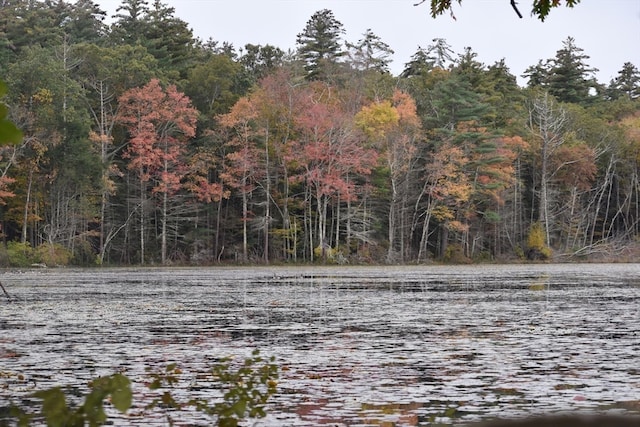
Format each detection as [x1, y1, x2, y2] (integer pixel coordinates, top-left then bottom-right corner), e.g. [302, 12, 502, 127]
[96, 0, 640, 86]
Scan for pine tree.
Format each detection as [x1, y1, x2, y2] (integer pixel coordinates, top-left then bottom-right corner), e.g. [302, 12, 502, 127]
[522, 59, 550, 88]
[400, 39, 454, 78]
[109, 0, 151, 45]
[401, 47, 433, 78]
[546, 37, 599, 104]
[296, 9, 345, 80]
[607, 62, 640, 100]
[145, 0, 196, 76]
[346, 29, 394, 73]
[425, 38, 455, 69]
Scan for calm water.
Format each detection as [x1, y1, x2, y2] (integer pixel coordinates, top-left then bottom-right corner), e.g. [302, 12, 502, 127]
[1, 264, 639, 426]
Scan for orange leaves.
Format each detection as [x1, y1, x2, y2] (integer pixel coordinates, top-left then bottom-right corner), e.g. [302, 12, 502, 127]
[619, 112, 640, 163]
[391, 89, 420, 128]
[426, 141, 471, 204]
[554, 143, 597, 191]
[218, 96, 258, 131]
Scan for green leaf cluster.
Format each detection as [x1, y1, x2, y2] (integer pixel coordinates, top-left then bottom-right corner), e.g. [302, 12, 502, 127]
[143, 350, 278, 426]
[0, 80, 22, 145]
[5, 350, 279, 427]
[196, 350, 279, 426]
[10, 374, 131, 427]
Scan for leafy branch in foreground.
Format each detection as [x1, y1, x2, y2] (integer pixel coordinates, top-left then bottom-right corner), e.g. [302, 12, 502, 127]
[144, 349, 279, 427]
[9, 373, 131, 427]
[4, 350, 278, 427]
[416, 0, 581, 21]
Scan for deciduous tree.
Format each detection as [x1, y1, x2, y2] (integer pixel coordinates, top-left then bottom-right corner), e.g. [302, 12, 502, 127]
[117, 78, 198, 264]
[527, 91, 568, 246]
[219, 97, 261, 263]
[356, 90, 420, 262]
[288, 82, 378, 260]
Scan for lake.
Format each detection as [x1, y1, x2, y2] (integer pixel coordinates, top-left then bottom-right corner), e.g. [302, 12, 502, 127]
[1, 264, 639, 426]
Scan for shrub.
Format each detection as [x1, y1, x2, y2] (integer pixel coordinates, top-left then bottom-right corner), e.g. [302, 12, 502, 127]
[5, 241, 35, 267]
[526, 222, 552, 260]
[34, 243, 72, 267]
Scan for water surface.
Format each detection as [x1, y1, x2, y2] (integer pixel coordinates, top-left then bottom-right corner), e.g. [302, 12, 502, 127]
[1, 264, 639, 425]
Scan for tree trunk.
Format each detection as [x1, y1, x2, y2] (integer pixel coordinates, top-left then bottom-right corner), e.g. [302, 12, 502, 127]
[161, 190, 168, 264]
[139, 175, 145, 265]
[21, 169, 33, 245]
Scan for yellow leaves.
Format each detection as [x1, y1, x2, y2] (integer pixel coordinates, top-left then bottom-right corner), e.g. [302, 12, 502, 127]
[32, 88, 53, 105]
[619, 112, 640, 162]
[355, 100, 399, 139]
[89, 131, 114, 147]
[355, 90, 421, 141]
[432, 205, 454, 223]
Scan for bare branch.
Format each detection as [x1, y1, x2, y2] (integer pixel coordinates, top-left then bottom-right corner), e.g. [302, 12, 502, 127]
[511, 0, 523, 18]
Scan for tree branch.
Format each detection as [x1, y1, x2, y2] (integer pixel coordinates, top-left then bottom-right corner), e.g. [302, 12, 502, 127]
[511, 0, 523, 18]
[1, 281, 11, 301]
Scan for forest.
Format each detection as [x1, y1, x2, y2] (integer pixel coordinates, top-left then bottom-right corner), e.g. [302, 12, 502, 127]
[0, 0, 639, 266]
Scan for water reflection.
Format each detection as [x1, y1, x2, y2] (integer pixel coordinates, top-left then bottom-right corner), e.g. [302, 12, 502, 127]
[1, 264, 639, 425]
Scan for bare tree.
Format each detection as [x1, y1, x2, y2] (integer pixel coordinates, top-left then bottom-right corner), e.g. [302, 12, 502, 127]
[527, 92, 567, 245]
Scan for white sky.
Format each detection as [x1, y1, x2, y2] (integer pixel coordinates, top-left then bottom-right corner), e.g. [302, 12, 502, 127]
[95, 0, 640, 86]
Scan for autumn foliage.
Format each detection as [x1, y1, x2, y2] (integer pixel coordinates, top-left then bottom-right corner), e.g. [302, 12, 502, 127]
[0, 2, 638, 265]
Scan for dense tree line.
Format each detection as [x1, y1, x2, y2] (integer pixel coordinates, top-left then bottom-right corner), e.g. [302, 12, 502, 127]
[0, 0, 638, 266]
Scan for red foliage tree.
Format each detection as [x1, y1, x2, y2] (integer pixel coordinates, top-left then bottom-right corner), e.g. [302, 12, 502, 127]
[117, 78, 198, 264]
[288, 82, 378, 259]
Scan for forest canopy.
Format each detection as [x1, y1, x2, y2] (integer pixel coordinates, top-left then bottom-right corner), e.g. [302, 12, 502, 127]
[0, 0, 638, 266]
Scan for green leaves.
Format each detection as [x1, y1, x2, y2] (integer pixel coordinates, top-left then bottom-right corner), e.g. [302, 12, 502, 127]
[209, 349, 279, 423]
[32, 388, 71, 427]
[0, 80, 22, 145]
[141, 350, 278, 426]
[426, 0, 582, 21]
[83, 373, 132, 424]
[7, 349, 278, 426]
[13, 373, 132, 427]
[532, 0, 581, 21]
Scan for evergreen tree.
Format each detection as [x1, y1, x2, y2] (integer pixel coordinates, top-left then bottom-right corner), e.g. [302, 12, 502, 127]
[607, 62, 640, 100]
[346, 29, 394, 73]
[401, 46, 433, 78]
[425, 38, 455, 69]
[239, 43, 285, 84]
[0, 0, 64, 69]
[546, 37, 599, 104]
[296, 9, 345, 80]
[61, 0, 108, 45]
[475, 59, 524, 129]
[109, 0, 151, 45]
[401, 39, 454, 78]
[454, 46, 485, 88]
[145, 0, 196, 77]
[522, 59, 550, 88]
[426, 73, 489, 131]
